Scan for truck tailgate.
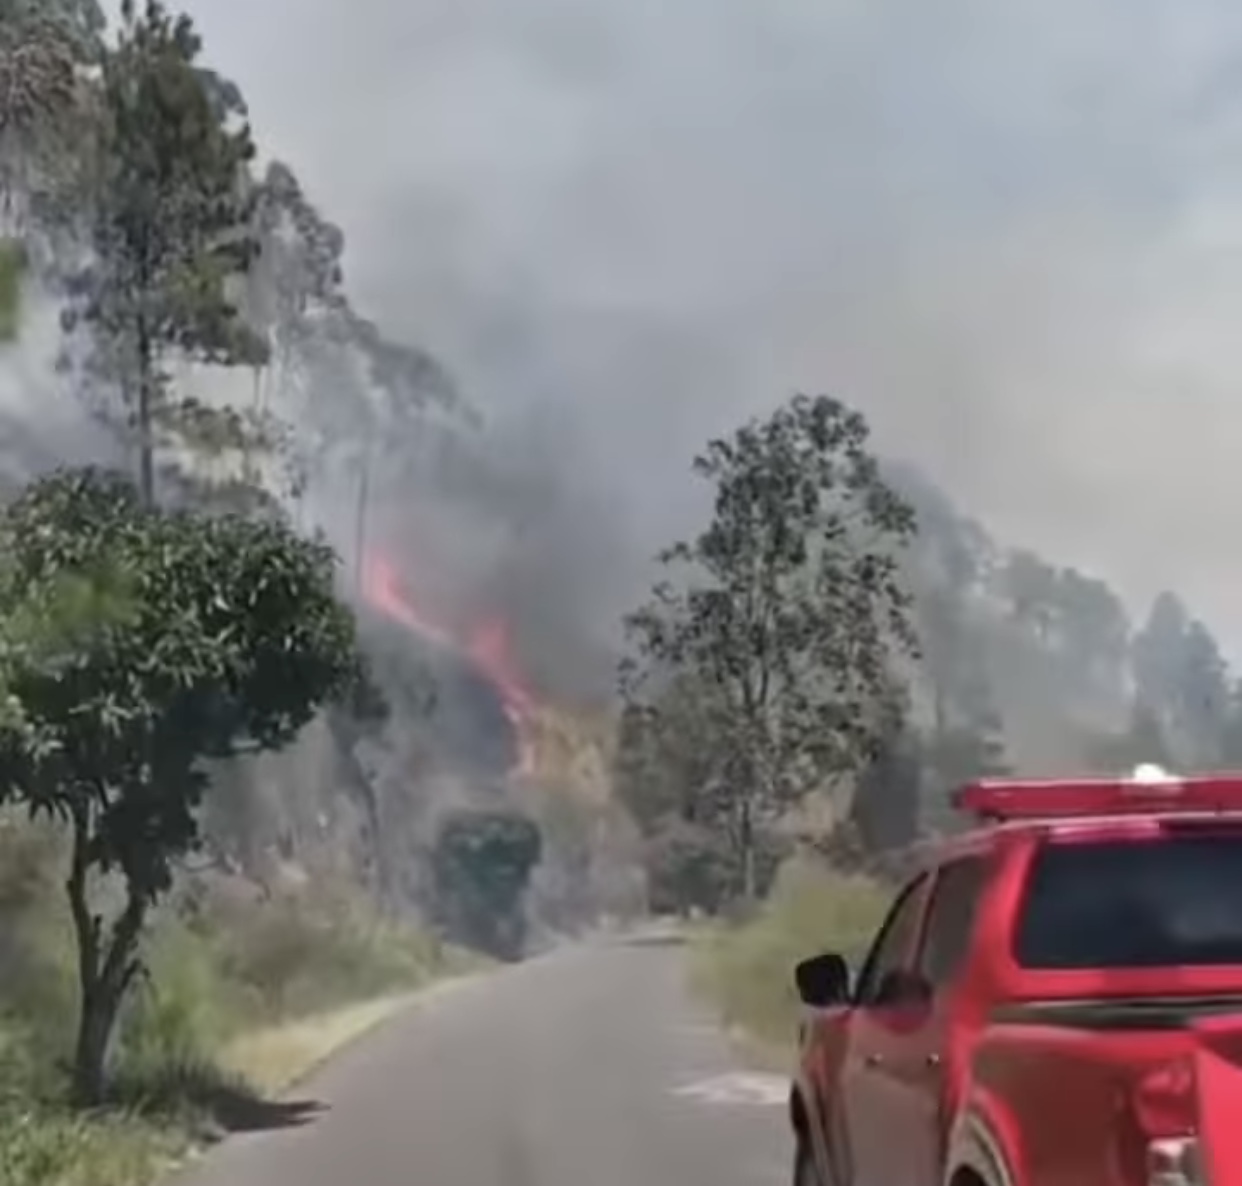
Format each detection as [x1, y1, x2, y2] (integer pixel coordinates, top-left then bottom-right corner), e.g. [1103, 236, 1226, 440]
[970, 1010, 1242, 1186]
[1193, 1017, 1242, 1184]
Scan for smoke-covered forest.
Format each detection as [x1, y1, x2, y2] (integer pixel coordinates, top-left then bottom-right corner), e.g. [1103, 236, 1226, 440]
[0, 4, 640, 1168]
[0, 0, 639, 953]
[2, 0, 1240, 1181]
[613, 397, 1242, 914]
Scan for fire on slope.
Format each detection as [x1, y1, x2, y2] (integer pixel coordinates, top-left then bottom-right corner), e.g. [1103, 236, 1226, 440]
[360, 549, 538, 777]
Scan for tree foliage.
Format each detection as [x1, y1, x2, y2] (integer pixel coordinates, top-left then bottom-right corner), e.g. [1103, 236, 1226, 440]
[1131, 592, 1230, 767]
[622, 394, 918, 898]
[0, 466, 358, 1102]
[612, 672, 730, 831]
[0, 0, 100, 232]
[0, 0, 101, 339]
[62, 0, 267, 504]
[848, 719, 923, 854]
[642, 818, 735, 917]
[0, 0, 465, 946]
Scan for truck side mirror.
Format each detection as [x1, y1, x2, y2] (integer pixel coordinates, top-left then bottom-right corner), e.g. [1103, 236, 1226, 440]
[795, 952, 851, 1007]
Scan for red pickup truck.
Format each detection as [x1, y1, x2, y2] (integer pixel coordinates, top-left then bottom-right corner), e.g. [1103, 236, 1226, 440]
[790, 766, 1242, 1186]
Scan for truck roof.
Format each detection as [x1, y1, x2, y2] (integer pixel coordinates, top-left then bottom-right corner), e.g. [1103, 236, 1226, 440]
[914, 766, 1242, 869]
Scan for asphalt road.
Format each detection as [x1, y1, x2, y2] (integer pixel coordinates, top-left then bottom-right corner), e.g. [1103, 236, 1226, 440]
[173, 932, 791, 1186]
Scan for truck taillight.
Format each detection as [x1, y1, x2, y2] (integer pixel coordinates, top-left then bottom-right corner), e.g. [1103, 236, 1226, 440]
[1146, 1138, 1204, 1186]
[1132, 1062, 1203, 1186]
[1133, 1060, 1196, 1136]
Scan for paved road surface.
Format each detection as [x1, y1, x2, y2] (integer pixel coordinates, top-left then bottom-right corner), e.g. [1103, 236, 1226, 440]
[173, 933, 791, 1186]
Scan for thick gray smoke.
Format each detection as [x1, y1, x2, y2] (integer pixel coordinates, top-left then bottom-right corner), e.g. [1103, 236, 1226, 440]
[0, 294, 122, 487]
[71, 1, 1242, 659]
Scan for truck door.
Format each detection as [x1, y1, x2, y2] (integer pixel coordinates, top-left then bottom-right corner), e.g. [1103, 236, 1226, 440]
[897, 856, 991, 1186]
[839, 873, 931, 1186]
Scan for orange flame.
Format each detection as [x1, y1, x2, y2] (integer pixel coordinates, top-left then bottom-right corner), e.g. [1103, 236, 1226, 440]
[360, 551, 536, 776]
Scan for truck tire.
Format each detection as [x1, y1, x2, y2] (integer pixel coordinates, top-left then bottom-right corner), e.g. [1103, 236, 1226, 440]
[794, 1140, 823, 1186]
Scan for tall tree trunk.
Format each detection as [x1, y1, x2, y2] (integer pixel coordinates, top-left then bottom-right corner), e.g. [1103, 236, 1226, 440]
[66, 800, 104, 1104]
[136, 316, 155, 505]
[326, 708, 393, 915]
[72, 980, 117, 1107]
[65, 801, 147, 1106]
[738, 797, 756, 902]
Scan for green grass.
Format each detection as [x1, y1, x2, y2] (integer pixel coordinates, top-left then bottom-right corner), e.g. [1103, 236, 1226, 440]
[0, 815, 475, 1185]
[691, 857, 889, 1053]
[1, 1106, 185, 1186]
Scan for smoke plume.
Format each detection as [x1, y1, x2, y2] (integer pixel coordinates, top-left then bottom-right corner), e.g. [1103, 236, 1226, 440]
[67, 0, 1242, 661]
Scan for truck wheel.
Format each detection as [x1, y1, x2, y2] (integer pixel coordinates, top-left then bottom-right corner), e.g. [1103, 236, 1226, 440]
[794, 1140, 823, 1186]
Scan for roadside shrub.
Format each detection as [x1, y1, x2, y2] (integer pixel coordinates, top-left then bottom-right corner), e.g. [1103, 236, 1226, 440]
[0, 1103, 182, 1186]
[0, 817, 78, 1058]
[0, 814, 453, 1186]
[692, 856, 889, 1048]
[117, 919, 231, 1072]
[212, 892, 442, 1018]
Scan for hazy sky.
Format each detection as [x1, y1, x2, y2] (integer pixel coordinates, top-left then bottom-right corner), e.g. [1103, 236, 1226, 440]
[174, 0, 1242, 649]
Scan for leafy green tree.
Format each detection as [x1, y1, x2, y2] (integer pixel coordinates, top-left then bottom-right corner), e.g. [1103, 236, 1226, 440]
[322, 654, 404, 913]
[642, 818, 735, 917]
[0, 0, 105, 65]
[612, 671, 731, 833]
[1055, 569, 1130, 704]
[0, 1, 96, 232]
[0, 0, 103, 336]
[1000, 550, 1061, 644]
[63, 0, 266, 505]
[848, 717, 922, 853]
[1132, 593, 1230, 766]
[1175, 621, 1230, 764]
[623, 394, 918, 899]
[432, 809, 542, 960]
[614, 672, 783, 909]
[0, 467, 358, 1103]
[1132, 593, 1191, 723]
[920, 708, 1010, 833]
[241, 158, 458, 549]
[892, 463, 992, 602]
[1217, 682, 1242, 767]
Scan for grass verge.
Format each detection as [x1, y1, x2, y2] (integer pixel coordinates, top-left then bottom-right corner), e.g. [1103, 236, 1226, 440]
[690, 857, 889, 1059]
[0, 1107, 187, 1186]
[219, 991, 425, 1095]
[2, 978, 473, 1186]
[0, 820, 487, 1186]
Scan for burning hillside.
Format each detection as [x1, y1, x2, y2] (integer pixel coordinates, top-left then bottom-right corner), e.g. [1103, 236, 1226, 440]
[359, 547, 622, 804]
[360, 549, 541, 779]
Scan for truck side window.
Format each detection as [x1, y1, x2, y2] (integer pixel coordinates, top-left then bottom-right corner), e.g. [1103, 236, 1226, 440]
[853, 874, 928, 1006]
[918, 856, 989, 988]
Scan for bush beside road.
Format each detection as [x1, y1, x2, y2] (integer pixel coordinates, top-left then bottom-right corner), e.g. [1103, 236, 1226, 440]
[0, 815, 481, 1186]
[691, 859, 888, 1057]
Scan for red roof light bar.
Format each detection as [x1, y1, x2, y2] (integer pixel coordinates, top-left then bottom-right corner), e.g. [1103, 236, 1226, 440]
[955, 770, 1242, 823]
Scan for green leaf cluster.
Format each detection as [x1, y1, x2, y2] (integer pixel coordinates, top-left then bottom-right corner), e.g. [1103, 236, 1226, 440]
[622, 394, 918, 897]
[0, 465, 358, 899]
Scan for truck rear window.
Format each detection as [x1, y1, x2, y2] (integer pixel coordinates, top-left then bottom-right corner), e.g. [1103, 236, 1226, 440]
[1015, 831, 1242, 969]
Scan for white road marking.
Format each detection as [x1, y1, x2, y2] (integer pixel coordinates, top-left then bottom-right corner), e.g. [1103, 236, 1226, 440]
[671, 1072, 789, 1107]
